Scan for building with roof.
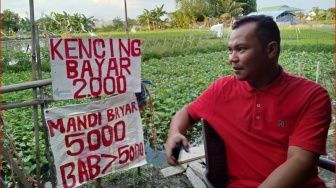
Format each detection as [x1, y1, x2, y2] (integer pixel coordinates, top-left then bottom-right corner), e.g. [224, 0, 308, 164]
[247, 5, 303, 25]
[258, 5, 303, 13]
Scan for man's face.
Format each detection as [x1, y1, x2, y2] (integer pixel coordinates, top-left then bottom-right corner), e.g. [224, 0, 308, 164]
[228, 22, 270, 83]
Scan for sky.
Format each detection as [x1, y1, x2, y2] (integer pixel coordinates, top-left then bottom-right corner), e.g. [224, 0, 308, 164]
[1, 0, 335, 20]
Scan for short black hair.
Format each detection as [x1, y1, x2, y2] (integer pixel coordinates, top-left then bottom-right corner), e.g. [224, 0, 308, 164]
[232, 15, 281, 54]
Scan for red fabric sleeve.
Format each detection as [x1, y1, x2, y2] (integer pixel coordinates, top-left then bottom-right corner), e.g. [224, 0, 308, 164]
[289, 87, 331, 155]
[187, 77, 228, 121]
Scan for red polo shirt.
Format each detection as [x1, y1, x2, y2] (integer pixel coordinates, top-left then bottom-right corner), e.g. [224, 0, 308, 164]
[188, 67, 331, 187]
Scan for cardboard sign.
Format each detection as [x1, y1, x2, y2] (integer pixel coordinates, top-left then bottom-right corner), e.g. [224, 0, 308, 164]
[49, 38, 142, 100]
[44, 93, 146, 188]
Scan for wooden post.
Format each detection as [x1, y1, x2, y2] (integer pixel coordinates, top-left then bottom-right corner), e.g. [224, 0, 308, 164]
[94, 96, 102, 188]
[172, 37, 177, 49]
[189, 35, 194, 48]
[142, 40, 146, 51]
[29, 0, 41, 187]
[94, 178, 102, 188]
[296, 27, 300, 43]
[181, 34, 186, 49]
[153, 39, 159, 48]
[315, 61, 320, 83]
[2, 147, 33, 188]
[197, 35, 202, 46]
[163, 37, 167, 46]
[298, 62, 303, 77]
[153, 39, 158, 47]
[124, 0, 129, 38]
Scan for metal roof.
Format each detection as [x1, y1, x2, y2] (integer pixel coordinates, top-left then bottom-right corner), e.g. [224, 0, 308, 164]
[247, 10, 294, 18]
[258, 5, 304, 12]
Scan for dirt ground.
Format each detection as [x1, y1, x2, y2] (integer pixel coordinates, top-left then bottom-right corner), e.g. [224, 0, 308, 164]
[80, 160, 334, 188]
[78, 166, 192, 188]
[78, 146, 194, 188]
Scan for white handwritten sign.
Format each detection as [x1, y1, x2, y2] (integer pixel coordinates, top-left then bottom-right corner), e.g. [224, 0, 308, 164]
[48, 38, 142, 100]
[44, 93, 146, 188]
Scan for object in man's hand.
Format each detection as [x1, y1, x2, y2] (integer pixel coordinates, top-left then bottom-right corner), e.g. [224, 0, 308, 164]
[172, 140, 183, 161]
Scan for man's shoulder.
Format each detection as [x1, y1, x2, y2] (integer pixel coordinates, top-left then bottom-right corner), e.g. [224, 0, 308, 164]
[284, 72, 329, 95]
[285, 72, 325, 89]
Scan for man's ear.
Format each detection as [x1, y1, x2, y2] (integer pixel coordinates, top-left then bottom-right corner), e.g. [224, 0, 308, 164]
[266, 41, 278, 59]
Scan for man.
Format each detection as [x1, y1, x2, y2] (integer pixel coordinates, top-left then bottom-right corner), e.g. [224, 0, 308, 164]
[165, 15, 331, 187]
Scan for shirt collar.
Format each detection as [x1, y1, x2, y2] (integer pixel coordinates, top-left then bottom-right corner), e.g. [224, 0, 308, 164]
[242, 66, 287, 95]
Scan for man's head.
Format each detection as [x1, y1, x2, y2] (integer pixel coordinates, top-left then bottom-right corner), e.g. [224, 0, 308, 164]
[228, 15, 281, 88]
[232, 15, 281, 57]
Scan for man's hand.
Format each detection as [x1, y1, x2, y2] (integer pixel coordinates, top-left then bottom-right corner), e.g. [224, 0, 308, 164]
[165, 107, 198, 166]
[165, 132, 189, 166]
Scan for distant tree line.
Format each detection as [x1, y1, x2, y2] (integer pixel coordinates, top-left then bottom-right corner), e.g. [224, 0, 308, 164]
[295, 7, 335, 21]
[1, 1, 334, 36]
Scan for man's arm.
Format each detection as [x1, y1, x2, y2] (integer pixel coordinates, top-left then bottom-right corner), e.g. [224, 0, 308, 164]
[165, 107, 199, 166]
[259, 146, 320, 188]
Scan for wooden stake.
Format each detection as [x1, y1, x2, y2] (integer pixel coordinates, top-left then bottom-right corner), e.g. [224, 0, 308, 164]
[298, 62, 303, 77]
[181, 34, 186, 49]
[315, 61, 320, 83]
[94, 96, 102, 188]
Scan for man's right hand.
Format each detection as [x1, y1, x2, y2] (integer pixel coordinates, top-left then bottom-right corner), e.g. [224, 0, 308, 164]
[165, 132, 189, 166]
[165, 108, 197, 166]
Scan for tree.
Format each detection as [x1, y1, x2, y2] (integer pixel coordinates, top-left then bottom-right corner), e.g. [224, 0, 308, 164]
[221, 0, 246, 20]
[112, 17, 124, 31]
[37, 12, 95, 34]
[204, 0, 222, 17]
[326, 8, 335, 20]
[175, 0, 217, 20]
[295, 12, 305, 20]
[170, 10, 194, 28]
[1, 9, 21, 35]
[138, 9, 152, 30]
[174, 0, 247, 24]
[127, 17, 136, 28]
[236, 0, 256, 15]
[312, 7, 325, 21]
[151, 5, 167, 29]
[221, 12, 231, 23]
[137, 5, 169, 30]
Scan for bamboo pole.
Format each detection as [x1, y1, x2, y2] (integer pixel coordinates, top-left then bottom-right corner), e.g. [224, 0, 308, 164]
[2, 147, 33, 188]
[197, 35, 202, 46]
[189, 35, 194, 48]
[298, 62, 303, 77]
[0, 14, 3, 188]
[93, 96, 102, 188]
[36, 26, 56, 188]
[123, 0, 141, 176]
[320, 67, 327, 87]
[29, 0, 41, 187]
[2, 99, 54, 111]
[124, 0, 129, 39]
[2, 79, 52, 94]
[172, 37, 177, 49]
[94, 176, 102, 188]
[181, 34, 186, 49]
[41, 22, 58, 188]
[163, 37, 167, 46]
[315, 61, 320, 83]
